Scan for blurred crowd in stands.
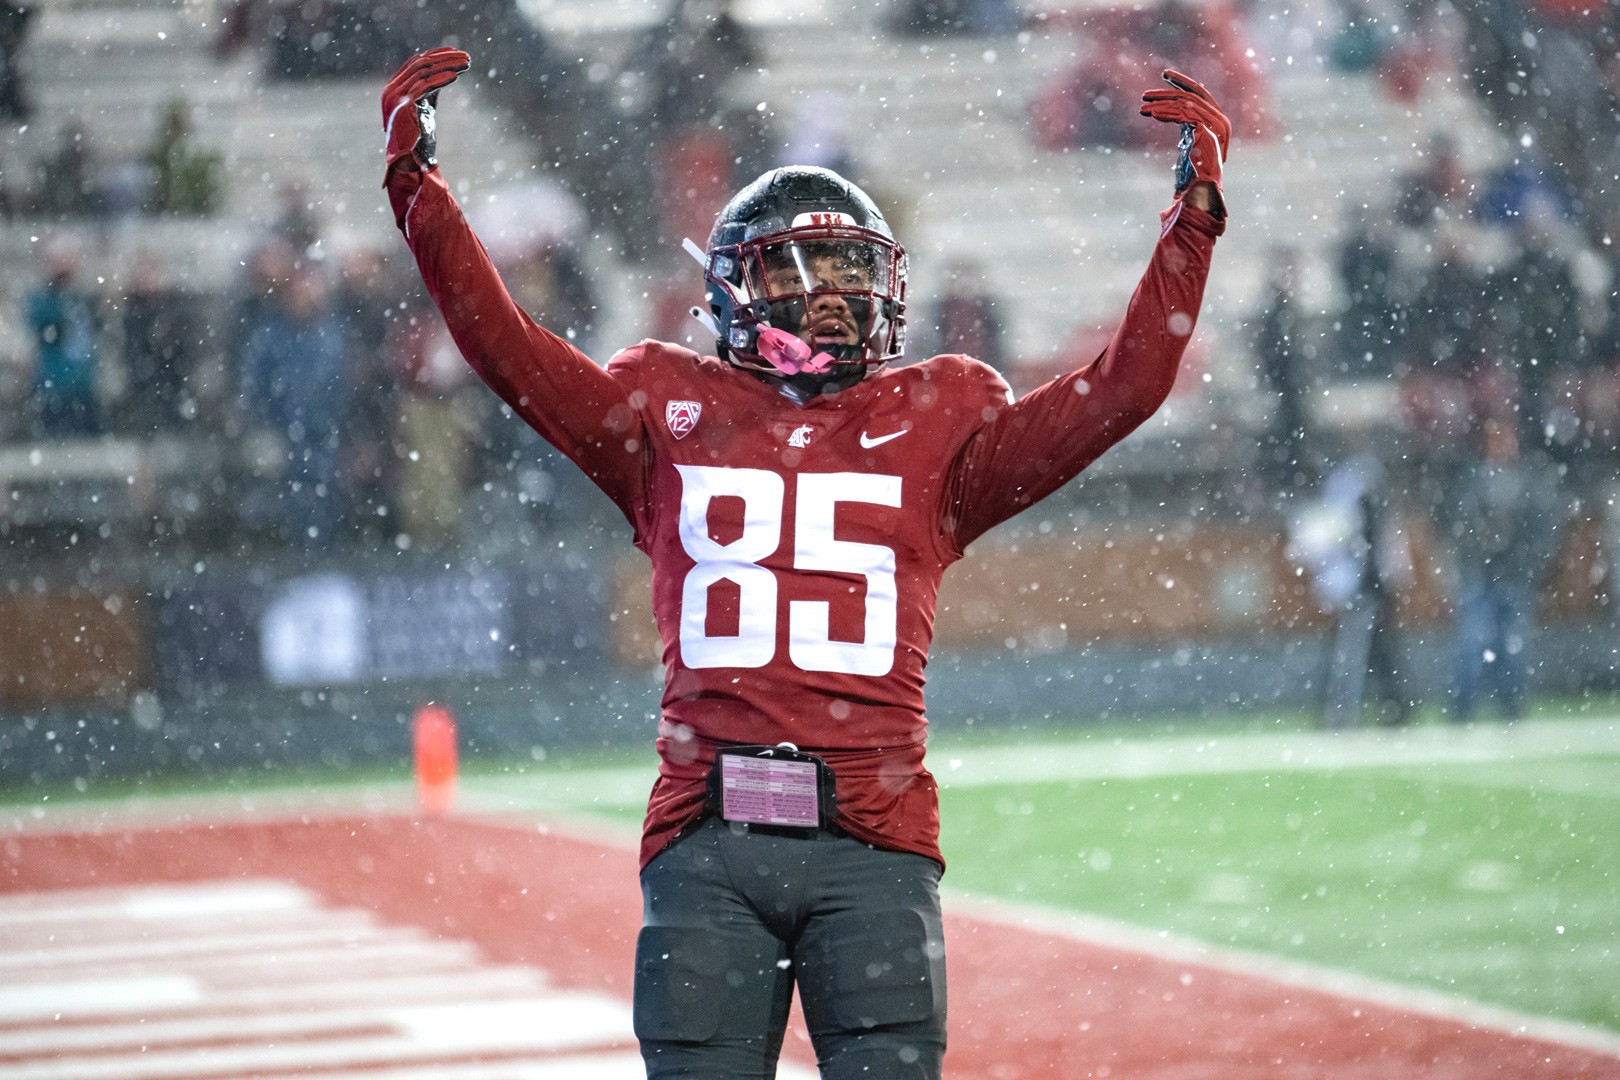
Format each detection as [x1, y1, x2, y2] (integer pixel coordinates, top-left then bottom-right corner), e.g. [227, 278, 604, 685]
[2, 0, 1620, 719]
[1250, 0, 1620, 722]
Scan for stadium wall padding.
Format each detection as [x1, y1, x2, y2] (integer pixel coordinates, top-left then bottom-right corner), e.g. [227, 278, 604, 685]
[2, 523, 1615, 788]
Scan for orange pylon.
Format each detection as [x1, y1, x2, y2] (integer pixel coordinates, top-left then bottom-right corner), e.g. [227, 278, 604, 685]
[412, 704, 458, 814]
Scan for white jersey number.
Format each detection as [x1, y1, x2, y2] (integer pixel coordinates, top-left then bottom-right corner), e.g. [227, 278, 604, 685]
[675, 465, 901, 676]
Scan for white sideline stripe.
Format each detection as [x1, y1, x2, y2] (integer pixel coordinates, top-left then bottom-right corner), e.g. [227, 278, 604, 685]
[932, 716, 1620, 789]
[0, 976, 202, 1020]
[3, 996, 636, 1080]
[0, 922, 411, 969]
[6, 718, 1619, 833]
[455, 717, 1620, 815]
[948, 890, 1620, 1060]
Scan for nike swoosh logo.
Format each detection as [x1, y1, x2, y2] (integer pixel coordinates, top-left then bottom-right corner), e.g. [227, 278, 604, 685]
[859, 429, 908, 449]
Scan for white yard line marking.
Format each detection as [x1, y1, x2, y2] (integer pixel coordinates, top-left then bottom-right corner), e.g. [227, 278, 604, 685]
[0, 992, 612, 1055]
[4, 881, 656, 1080]
[278, 1053, 821, 1080]
[0, 968, 549, 1026]
[0, 881, 315, 921]
[947, 890, 1620, 1059]
[282, 1053, 654, 1080]
[0, 975, 202, 1021]
[388, 996, 636, 1051]
[0, 922, 406, 970]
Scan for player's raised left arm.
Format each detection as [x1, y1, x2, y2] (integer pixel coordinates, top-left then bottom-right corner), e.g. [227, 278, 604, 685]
[944, 70, 1229, 549]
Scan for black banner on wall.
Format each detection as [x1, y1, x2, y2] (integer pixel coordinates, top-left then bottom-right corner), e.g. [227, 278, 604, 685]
[153, 555, 607, 696]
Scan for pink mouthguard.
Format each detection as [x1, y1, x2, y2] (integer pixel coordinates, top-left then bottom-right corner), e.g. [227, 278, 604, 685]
[756, 327, 837, 376]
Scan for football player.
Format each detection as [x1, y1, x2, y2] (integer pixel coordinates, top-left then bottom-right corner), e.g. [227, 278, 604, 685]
[382, 46, 1229, 1080]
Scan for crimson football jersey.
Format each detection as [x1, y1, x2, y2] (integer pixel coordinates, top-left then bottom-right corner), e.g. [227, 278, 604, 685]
[389, 168, 1223, 868]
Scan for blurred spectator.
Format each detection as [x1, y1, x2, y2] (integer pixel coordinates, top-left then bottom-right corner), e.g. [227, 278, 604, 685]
[1400, 231, 1491, 379]
[1374, 3, 1464, 103]
[272, 178, 322, 258]
[1327, 0, 1393, 75]
[24, 239, 102, 437]
[471, 0, 560, 93]
[1310, 448, 1411, 729]
[386, 305, 472, 549]
[626, 0, 755, 127]
[0, 0, 33, 120]
[889, 0, 1024, 36]
[1253, 246, 1313, 494]
[467, 197, 601, 531]
[1487, 196, 1584, 458]
[333, 244, 402, 529]
[1476, 137, 1578, 227]
[145, 97, 224, 216]
[619, 0, 758, 250]
[1444, 422, 1566, 723]
[237, 264, 352, 545]
[213, 0, 264, 60]
[920, 258, 1005, 369]
[117, 252, 203, 436]
[266, 0, 392, 79]
[34, 119, 93, 217]
[1031, 1, 1274, 152]
[1392, 132, 1472, 232]
[1590, 208, 1620, 371]
[1447, 1, 1616, 246]
[1334, 216, 1402, 379]
[225, 236, 297, 383]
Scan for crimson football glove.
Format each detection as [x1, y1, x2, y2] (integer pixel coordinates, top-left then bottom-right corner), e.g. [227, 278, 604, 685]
[1139, 69, 1230, 214]
[382, 47, 470, 185]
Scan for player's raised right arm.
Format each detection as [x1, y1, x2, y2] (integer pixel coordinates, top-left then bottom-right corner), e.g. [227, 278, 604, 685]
[380, 49, 643, 502]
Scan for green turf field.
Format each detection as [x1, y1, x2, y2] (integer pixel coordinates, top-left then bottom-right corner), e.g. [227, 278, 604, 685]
[937, 736, 1619, 1031]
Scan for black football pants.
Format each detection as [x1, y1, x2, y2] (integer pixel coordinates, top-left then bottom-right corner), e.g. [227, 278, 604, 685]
[634, 816, 946, 1080]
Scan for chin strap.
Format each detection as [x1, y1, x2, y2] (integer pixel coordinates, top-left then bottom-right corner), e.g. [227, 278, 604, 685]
[755, 327, 837, 376]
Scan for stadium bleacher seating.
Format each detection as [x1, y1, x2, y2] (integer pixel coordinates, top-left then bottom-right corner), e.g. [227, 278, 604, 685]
[1, 0, 1511, 532]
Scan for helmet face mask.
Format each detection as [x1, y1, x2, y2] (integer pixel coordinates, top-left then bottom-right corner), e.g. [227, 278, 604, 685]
[703, 167, 907, 385]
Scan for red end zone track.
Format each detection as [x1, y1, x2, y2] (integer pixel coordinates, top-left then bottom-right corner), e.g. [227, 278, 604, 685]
[5, 814, 1617, 1079]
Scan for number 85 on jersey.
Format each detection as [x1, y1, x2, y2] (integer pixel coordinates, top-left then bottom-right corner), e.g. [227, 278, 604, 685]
[674, 465, 902, 678]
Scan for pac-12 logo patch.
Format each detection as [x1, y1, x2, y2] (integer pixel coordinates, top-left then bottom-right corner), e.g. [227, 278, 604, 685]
[666, 400, 702, 440]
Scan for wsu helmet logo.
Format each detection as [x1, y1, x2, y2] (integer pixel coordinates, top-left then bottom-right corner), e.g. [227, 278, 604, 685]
[665, 400, 702, 440]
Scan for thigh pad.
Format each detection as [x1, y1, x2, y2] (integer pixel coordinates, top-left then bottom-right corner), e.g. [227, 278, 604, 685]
[798, 907, 945, 1033]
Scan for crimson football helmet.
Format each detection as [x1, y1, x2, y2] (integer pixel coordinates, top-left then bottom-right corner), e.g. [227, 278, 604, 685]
[700, 167, 907, 390]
